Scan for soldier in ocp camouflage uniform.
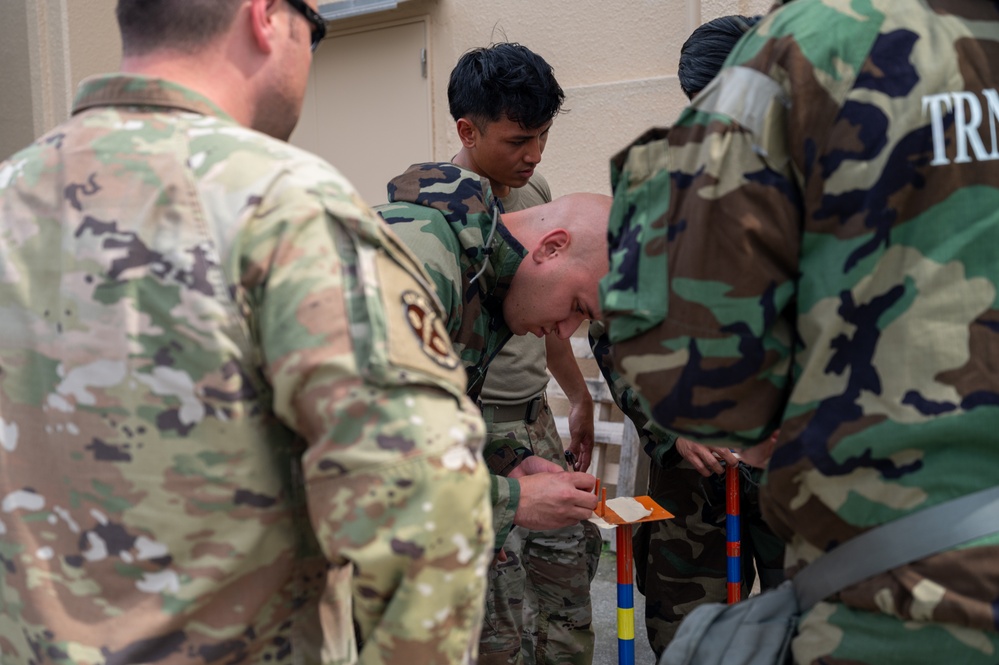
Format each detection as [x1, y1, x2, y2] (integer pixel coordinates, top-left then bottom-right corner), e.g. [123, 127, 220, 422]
[601, 1, 999, 663]
[0, 1, 492, 663]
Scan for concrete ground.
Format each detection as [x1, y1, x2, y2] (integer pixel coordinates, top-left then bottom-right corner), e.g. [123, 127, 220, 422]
[591, 548, 657, 665]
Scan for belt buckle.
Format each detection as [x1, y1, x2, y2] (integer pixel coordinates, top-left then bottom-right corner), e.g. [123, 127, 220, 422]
[525, 395, 543, 424]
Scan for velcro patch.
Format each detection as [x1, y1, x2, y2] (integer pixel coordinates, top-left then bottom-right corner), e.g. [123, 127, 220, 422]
[376, 250, 466, 390]
[402, 289, 460, 370]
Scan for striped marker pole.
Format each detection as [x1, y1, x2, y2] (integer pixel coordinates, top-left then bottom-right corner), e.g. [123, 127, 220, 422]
[616, 522, 635, 665]
[726, 462, 741, 603]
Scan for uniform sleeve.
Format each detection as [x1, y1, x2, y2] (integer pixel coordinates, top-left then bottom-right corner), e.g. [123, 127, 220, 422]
[489, 475, 520, 553]
[240, 176, 492, 664]
[375, 205, 465, 343]
[601, 62, 802, 447]
[482, 434, 533, 476]
[588, 322, 678, 467]
[378, 205, 526, 552]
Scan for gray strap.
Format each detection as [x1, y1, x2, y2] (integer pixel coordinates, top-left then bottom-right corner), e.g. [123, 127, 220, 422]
[795, 485, 999, 610]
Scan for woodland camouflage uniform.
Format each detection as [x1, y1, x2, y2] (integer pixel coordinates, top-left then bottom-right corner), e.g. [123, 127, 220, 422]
[376, 162, 529, 550]
[602, 1, 999, 663]
[378, 170, 604, 665]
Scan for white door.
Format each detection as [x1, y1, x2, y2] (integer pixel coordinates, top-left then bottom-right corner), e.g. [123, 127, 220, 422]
[291, 19, 431, 207]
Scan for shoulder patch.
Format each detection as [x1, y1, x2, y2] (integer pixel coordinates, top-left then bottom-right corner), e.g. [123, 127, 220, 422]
[402, 289, 460, 370]
[375, 248, 466, 392]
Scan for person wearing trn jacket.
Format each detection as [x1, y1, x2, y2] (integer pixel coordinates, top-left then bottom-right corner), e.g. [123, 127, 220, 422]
[601, 1, 999, 663]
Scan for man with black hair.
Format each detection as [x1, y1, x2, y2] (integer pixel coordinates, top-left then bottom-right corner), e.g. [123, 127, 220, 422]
[677, 15, 761, 100]
[590, 15, 785, 658]
[446, 43, 601, 665]
[0, 1, 494, 662]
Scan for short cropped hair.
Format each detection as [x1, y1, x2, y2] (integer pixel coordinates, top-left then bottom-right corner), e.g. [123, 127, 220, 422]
[678, 15, 763, 99]
[447, 42, 565, 131]
[116, 0, 243, 56]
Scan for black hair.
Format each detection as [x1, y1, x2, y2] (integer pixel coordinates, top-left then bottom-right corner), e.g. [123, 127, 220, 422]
[678, 15, 763, 100]
[447, 42, 565, 130]
[116, 0, 242, 56]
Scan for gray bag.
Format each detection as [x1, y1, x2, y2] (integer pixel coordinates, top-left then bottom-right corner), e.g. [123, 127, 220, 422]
[660, 485, 999, 665]
[661, 580, 796, 665]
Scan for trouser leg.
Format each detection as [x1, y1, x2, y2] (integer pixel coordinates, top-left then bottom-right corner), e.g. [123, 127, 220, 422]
[637, 461, 730, 658]
[522, 519, 601, 665]
[479, 527, 528, 665]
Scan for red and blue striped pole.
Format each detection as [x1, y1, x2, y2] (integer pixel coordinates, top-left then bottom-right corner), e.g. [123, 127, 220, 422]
[595, 485, 673, 665]
[726, 462, 741, 604]
[616, 521, 635, 665]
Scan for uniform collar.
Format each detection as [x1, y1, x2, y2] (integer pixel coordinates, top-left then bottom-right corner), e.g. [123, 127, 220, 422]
[386, 162, 527, 299]
[72, 74, 235, 122]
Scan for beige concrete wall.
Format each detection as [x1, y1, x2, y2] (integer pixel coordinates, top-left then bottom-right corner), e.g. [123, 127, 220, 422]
[332, 0, 772, 196]
[0, 0, 119, 157]
[66, 0, 122, 88]
[0, 1, 36, 158]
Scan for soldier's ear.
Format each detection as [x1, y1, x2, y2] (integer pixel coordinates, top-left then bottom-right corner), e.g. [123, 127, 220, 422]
[532, 229, 569, 263]
[456, 118, 478, 148]
[248, 0, 281, 54]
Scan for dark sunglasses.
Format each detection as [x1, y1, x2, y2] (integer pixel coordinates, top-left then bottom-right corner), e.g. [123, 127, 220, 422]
[285, 0, 327, 52]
